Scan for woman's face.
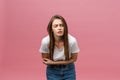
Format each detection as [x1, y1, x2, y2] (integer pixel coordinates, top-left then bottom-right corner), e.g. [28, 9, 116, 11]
[52, 19, 64, 37]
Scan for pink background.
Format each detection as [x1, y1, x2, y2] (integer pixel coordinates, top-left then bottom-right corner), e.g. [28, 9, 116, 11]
[0, 0, 120, 80]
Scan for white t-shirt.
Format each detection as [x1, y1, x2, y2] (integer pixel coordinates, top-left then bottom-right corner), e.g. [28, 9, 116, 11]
[39, 34, 80, 61]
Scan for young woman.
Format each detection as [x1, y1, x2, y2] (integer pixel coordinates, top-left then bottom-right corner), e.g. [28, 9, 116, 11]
[39, 15, 80, 80]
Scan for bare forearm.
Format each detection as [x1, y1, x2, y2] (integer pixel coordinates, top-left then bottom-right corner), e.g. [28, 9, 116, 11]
[48, 58, 76, 65]
[52, 54, 77, 65]
[42, 53, 78, 65]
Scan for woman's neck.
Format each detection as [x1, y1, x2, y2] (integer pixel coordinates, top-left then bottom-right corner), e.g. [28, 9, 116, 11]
[54, 36, 63, 43]
[54, 36, 64, 49]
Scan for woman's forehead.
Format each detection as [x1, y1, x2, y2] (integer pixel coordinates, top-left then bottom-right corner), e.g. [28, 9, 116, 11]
[52, 19, 63, 25]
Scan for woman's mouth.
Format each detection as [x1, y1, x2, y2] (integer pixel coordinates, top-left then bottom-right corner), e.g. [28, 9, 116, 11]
[57, 31, 62, 33]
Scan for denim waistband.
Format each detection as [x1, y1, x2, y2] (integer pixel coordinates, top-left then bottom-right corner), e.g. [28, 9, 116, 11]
[47, 63, 74, 68]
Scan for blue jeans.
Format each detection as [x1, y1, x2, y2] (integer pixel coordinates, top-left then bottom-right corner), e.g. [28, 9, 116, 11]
[46, 63, 76, 80]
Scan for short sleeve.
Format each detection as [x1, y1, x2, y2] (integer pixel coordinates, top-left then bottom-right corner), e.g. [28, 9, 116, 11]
[71, 39, 80, 53]
[39, 39, 49, 53]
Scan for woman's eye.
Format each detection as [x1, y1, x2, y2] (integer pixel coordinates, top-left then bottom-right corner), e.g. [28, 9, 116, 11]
[53, 25, 58, 28]
[53, 24, 64, 28]
[60, 24, 64, 27]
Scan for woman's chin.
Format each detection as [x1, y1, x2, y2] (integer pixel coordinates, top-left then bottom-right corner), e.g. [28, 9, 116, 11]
[57, 34, 64, 37]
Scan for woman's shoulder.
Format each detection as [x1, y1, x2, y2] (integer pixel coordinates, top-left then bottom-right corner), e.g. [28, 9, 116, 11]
[68, 34, 77, 43]
[41, 35, 50, 44]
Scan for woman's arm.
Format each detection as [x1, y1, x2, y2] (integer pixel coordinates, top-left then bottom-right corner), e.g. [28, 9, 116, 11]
[42, 53, 78, 65]
[41, 53, 50, 59]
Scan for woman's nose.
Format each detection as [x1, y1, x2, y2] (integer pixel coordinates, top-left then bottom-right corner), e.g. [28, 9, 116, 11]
[58, 26, 62, 29]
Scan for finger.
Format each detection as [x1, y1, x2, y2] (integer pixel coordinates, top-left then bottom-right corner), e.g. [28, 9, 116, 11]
[43, 58, 49, 61]
[43, 60, 47, 64]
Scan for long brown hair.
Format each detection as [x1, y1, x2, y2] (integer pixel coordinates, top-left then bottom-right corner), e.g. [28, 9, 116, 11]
[47, 15, 69, 61]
